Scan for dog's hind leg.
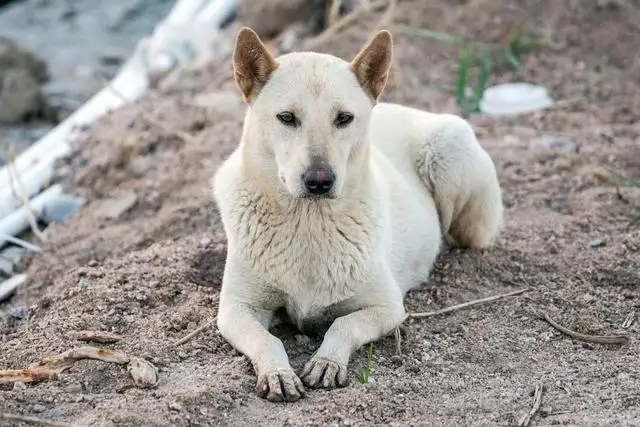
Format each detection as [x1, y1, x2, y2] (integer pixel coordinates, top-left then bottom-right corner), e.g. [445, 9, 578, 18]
[414, 114, 504, 248]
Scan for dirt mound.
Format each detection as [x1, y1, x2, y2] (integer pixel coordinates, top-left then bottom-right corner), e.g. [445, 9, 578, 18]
[1, 1, 639, 426]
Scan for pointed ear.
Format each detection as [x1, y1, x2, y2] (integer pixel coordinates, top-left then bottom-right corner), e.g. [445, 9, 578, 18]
[350, 30, 393, 101]
[233, 27, 279, 103]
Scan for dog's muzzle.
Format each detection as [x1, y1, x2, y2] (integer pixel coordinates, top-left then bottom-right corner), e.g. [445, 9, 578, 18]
[301, 165, 335, 197]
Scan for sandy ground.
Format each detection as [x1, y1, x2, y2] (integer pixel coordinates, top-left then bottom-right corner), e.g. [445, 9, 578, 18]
[1, 1, 640, 426]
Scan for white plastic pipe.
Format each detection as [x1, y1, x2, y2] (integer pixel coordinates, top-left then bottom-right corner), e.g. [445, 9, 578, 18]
[0, 273, 27, 302]
[0, 184, 63, 248]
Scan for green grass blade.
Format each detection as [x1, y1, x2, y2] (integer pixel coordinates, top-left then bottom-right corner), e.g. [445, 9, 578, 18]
[473, 45, 491, 110]
[504, 49, 521, 69]
[456, 44, 471, 106]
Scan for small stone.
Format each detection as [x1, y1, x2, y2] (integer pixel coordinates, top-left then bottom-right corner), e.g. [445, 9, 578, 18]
[199, 238, 212, 248]
[88, 260, 98, 267]
[590, 239, 606, 248]
[168, 402, 182, 412]
[64, 382, 84, 393]
[582, 342, 595, 350]
[530, 136, 577, 152]
[42, 194, 86, 223]
[148, 280, 159, 288]
[220, 393, 233, 405]
[97, 192, 138, 220]
[294, 334, 312, 346]
[32, 404, 46, 413]
[127, 357, 159, 388]
[616, 372, 630, 383]
[129, 156, 152, 177]
[12, 381, 27, 391]
[8, 306, 29, 320]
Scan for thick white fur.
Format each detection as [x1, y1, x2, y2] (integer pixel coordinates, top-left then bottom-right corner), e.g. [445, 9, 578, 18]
[212, 28, 503, 402]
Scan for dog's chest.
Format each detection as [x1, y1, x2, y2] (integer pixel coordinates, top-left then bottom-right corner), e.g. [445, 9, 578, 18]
[232, 193, 377, 313]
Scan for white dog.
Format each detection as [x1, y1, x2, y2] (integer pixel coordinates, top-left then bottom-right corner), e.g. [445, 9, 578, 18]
[212, 27, 503, 402]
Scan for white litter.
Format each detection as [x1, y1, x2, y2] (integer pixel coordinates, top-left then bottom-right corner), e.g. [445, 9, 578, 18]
[479, 82, 554, 117]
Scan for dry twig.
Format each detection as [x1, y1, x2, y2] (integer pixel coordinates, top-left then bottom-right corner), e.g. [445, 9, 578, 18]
[326, 0, 343, 28]
[0, 413, 73, 427]
[305, 0, 390, 50]
[2, 146, 47, 243]
[0, 347, 129, 384]
[518, 382, 544, 427]
[539, 311, 629, 345]
[174, 317, 217, 347]
[0, 346, 158, 389]
[393, 326, 402, 355]
[408, 288, 530, 319]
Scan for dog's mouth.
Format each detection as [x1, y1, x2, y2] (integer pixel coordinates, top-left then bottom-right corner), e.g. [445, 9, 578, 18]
[298, 192, 337, 200]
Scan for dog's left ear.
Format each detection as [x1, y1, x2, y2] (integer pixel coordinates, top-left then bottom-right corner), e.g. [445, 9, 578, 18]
[233, 27, 279, 103]
[350, 30, 393, 101]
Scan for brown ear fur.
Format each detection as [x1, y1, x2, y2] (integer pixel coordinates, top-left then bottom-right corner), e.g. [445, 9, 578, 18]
[233, 27, 279, 102]
[350, 30, 394, 101]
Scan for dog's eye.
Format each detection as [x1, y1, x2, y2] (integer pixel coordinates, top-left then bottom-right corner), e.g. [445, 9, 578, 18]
[335, 112, 354, 128]
[277, 111, 298, 127]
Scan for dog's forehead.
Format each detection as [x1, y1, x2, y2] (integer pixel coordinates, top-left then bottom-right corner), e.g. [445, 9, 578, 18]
[272, 52, 357, 96]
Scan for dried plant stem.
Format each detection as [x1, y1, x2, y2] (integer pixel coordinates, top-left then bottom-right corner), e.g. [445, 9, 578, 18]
[174, 317, 217, 347]
[518, 382, 544, 427]
[306, 0, 389, 49]
[540, 311, 629, 345]
[409, 288, 529, 319]
[0, 413, 73, 427]
[3, 149, 47, 243]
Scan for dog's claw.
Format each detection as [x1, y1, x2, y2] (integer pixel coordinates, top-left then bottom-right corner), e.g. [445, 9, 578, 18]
[256, 369, 305, 402]
[300, 357, 347, 389]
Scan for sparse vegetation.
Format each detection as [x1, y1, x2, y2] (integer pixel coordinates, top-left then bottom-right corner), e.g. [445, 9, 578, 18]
[609, 169, 640, 226]
[396, 25, 545, 116]
[357, 343, 374, 384]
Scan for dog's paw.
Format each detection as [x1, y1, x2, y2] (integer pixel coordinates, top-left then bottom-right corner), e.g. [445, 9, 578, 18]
[256, 368, 306, 402]
[300, 356, 348, 389]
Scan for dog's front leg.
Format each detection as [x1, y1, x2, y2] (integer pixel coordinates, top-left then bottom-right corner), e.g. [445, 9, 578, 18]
[217, 293, 305, 402]
[300, 283, 406, 389]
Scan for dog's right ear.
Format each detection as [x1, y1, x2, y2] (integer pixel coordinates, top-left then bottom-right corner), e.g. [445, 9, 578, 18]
[233, 27, 278, 103]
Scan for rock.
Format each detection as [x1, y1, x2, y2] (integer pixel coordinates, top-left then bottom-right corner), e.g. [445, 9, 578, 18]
[294, 334, 312, 346]
[127, 357, 159, 388]
[8, 305, 28, 320]
[42, 194, 86, 223]
[168, 402, 182, 412]
[0, 36, 49, 124]
[530, 136, 578, 152]
[479, 82, 554, 117]
[590, 239, 606, 248]
[128, 156, 153, 177]
[32, 404, 46, 413]
[97, 192, 138, 220]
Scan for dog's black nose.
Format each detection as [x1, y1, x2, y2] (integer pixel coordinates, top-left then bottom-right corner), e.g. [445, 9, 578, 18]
[302, 166, 335, 195]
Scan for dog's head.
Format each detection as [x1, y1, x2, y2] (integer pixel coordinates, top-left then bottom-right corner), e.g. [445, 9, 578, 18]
[233, 27, 393, 200]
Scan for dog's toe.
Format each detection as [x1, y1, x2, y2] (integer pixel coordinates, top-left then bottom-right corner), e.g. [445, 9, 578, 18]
[256, 369, 305, 402]
[301, 357, 347, 389]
